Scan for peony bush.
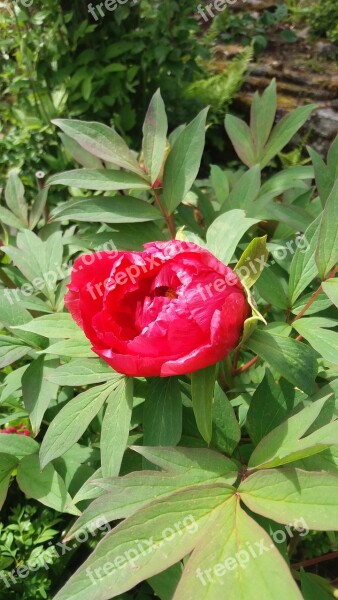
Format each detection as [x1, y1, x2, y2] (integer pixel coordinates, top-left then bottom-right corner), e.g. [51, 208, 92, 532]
[0, 81, 338, 600]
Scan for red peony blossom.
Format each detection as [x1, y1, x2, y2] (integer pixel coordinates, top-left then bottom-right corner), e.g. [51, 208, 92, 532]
[65, 241, 249, 377]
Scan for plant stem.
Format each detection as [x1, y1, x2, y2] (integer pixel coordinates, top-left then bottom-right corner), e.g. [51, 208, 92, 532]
[293, 551, 338, 569]
[292, 267, 338, 323]
[234, 355, 259, 376]
[153, 188, 176, 239]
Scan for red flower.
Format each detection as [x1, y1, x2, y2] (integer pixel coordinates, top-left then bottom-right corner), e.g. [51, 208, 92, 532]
[65, 241, 249, 377]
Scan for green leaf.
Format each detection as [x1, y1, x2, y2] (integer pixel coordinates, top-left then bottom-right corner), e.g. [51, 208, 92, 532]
[0, 434, 39, 458]
[52, 119, 144, 176]
[307, 147, 332, 207]
[212, 383, 240, 455]
[0, 335, 30, 368]
[16, 454, 79, 515]
[148, 564, 183, 600]
[261, 105, 317, 168]
[59, 132, 103, 168]
[101, 378, 133, 478]
[2, 230, 63, 303]
[13, 313, 83, 339]
[240, 468, 338, 530]
[224, 115, 256, 167]
[53, 484, 234, 600]
[206, 209, 259, 265]
[226, 165, 261, 210]
[191, 363, 216, 443]
[0, 454, 18, 509]
[162, 108, 209, 214]
[248, 395, 335, 469]
[143, 378, 182, 449]
[5, 171, 28, 224]
[301, 570, 335, 600]
[210, 165, 229, 205]
[47, 169, 151, 191]
[315, 179, 338, 279]
[132, 445, 238, 475]
[50, 196, 162, 223]
[245, 329, 317, 394]
[65, 449, 238, 541]
[22, 356, 59, 435]
[29, 187, 49, 229]
[173, 496, 302, 600]
[44, 359, 120, 386]
[293, 317, 338, 364]
[142, 89, 168, 184]
[288, 215, 321, 304]
[250, 79, 277, 158]
[40, 381, 119, 468]
[322, 278, 338, 308]
[255, 266, 289, 310]
[235, 237, 268, 289]
[0, 206, 26, 229]
[39, 335, 93, 358]
[246, 371, 297, 446]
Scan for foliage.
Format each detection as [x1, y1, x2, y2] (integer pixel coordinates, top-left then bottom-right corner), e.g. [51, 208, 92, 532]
[307, 0, 338, 44]
[208, 3, 298, 55]
[1, 83, 338, 599]
[0, 0, 221, 184]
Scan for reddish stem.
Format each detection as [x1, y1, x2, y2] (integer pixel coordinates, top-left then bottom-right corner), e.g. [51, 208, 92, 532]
[292, 267, 338, 323]
[153, 188, 176, 239]
[293, 551, 338, 570]
[234, 355, 259, 376]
